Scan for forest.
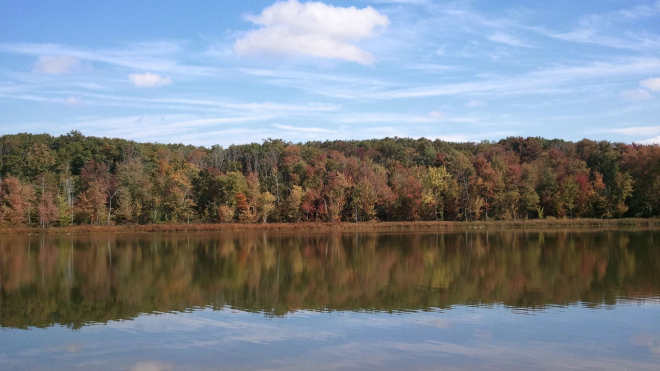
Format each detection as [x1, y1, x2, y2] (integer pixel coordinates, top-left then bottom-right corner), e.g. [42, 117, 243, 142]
[0, 131, 659, 227]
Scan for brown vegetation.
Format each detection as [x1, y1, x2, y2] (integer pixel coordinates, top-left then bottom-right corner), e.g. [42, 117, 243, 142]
[1, 218, 659, 235]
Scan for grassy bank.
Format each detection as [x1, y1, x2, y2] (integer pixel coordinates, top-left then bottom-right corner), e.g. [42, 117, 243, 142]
[1, 218, 660, 235]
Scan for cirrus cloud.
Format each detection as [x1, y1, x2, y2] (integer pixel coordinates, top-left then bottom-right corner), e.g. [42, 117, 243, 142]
[128, 72, 172, 87]
[33, 55, 80, 74]
[487, 33, 531, 48]
[272, 123, 336, 132]
[620, 89, 652, 101]
[640, 77, 660, 91]
[235, 0, 389, 65]
[466, 100, 486, 108]
[64, 96, 82, 106]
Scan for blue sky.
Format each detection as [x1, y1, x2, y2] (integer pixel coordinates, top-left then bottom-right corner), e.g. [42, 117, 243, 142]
[1, 0, 659, 146]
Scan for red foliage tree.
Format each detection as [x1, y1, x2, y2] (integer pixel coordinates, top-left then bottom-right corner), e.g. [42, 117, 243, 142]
[38, 193, 58, 227]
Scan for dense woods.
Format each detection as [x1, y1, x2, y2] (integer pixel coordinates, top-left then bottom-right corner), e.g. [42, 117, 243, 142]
[0, 131, 658, 227]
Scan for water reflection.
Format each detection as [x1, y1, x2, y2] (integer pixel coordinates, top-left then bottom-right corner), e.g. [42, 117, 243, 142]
[1, 229, 659, 329]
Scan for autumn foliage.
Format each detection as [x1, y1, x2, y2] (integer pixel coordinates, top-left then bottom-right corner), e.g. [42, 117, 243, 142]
[0, 132, 658, 227]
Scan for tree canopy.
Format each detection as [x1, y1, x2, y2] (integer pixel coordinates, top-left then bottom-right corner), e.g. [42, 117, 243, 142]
[1, 132, 658, 226]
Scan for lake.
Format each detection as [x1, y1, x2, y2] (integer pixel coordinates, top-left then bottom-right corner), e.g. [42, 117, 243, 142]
[1, 229, 659, 370]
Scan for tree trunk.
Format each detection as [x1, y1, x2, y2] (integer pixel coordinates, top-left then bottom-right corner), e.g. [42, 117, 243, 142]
[275, 175, 280, 205]
[485, 198, 488, 221]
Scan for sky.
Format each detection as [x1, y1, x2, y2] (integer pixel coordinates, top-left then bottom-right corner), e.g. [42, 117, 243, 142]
[1, 0, 659, 147]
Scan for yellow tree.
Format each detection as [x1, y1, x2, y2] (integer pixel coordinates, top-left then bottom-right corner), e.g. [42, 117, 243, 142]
[422, 166, 451, 220]
[324, 172, 351, 222]
[351, 178, 377, 222]
[171, 167, 195, 223]
[259, 191, 276, 224]
[284, 185, 303, 222]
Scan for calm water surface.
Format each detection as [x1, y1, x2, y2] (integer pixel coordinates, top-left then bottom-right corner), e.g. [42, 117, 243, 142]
[1, 229, 659, 370]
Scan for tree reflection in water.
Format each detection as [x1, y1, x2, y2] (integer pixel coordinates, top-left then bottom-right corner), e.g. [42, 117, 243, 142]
[1, 229, 658, 329]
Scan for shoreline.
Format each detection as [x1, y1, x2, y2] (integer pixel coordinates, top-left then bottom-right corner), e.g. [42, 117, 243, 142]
[2, 218, 659, 235]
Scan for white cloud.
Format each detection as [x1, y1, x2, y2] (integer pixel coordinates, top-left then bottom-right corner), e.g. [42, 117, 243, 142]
[64, 96, 82, 106]
[33, 55, 80, 74]
[620, 89, 652, 102]
[235, 0, 389, 65]
[128, 72, 172, 88]
[640, 136, 660, 144]
[370, 58, 660, 99]
[370, 0, 428, 4]
[172, 116, 272, 128]
[0, 88, 341, 117]
[426, 134, 471, 142]
[549, 29, 660, 52]
[640, 77, 660, 91]
[406, 63, 458, 72]
[272, 123, 335, 132]
[337, 111, 475, 124]
[539, 2, 660, 52]
[595, 126, 660, 136]
[55, 114, 275, 145]
[428, 111, 446, 119]
[466, 100, 486, 107]
[487, 33, 530, 48]
[581, 1, 660, 25]
[1, 41, 217, 77]
[129, 362, 174, 371]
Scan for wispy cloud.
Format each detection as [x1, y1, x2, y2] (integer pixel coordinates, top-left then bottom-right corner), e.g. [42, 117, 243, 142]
[587, 124, 660, 145]
[487, 32, 531, 48]
[51, 114, 275, 145]
[336, 111, 475, 124]
[64, 96, 82, 106]
[237, 67, 402, 99]
[0, 92, 86, 106]
[405, 63, 459, 73]
[592, 125, 660, 136]
[0, 41, 218, 77]
[640, 136, 660, 144]
[578, 1, 660, 25]
[370, 58, 660, 99]
[549, 29, 660, 52]
[171, 115, 272, 128]
[640, 77, 660, 92]
[0, 89, 340, 116]
[33, 55, 80, 74]
[620, 89, 652, 102]
[272, 123, 335, 133]
[128, 72, 172, 87]
[466, 100, 486, 108]
[541, 1, 660, 51]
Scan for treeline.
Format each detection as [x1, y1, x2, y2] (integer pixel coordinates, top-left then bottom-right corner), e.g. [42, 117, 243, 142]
[0, 131, 659, 227]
